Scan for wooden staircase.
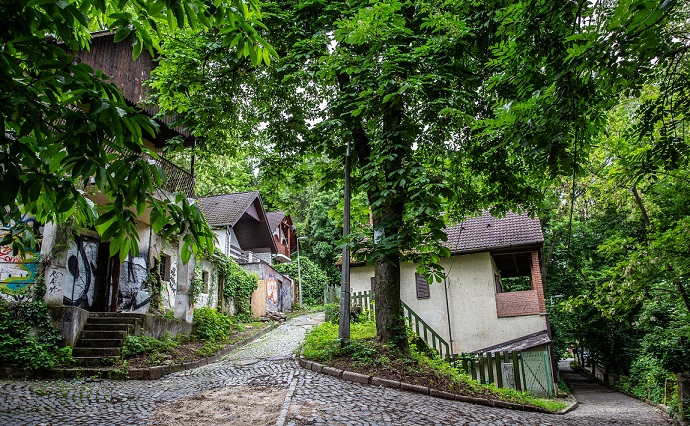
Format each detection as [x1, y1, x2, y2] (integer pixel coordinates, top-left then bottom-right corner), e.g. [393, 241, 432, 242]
[73, 313, 144, 365]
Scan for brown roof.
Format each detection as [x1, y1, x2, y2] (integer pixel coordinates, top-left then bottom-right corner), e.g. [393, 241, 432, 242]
[198, 191, 261, 227]
[472, 330, 551, 354]
[265, 211, 286, 232]
[443, 211, 543, 254]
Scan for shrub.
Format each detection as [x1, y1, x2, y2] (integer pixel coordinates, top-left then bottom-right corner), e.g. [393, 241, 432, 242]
[0, 300, 73, 369]
[193, 307, 236, 342]
[274, 255, 328, 305]
[121, 333, 178, 358]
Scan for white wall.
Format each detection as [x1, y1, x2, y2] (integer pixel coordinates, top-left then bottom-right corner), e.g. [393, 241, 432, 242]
[350, 252, 548, 354]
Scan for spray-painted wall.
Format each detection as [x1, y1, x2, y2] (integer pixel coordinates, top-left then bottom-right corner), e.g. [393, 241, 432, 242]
[244, 260, 293, 316]
[62, 237, 99, 310]
[0, 214, 42, 303]
[41, 219, 196, 322]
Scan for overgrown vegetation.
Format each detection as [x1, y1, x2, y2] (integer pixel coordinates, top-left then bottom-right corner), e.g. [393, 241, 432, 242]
[301, 319, 567, 413]
[0, 300, 73, 370]
[120, 307, 262, 366]
[217, 252, 258, 320]
[192, 307, 241, 342]
[274, 254, 329, 305]
[122, 333, 179, 358]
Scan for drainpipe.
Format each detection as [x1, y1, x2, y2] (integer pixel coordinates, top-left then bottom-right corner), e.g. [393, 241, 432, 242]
[225, 226, 231, 256]
[444, 276, 454, 357]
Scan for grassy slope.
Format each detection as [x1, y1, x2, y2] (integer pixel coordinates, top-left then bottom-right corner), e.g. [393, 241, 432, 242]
[301, 319, 567, 412]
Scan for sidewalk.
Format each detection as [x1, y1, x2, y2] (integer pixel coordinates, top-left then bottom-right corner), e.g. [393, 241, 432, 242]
[560, 359, 677, 425]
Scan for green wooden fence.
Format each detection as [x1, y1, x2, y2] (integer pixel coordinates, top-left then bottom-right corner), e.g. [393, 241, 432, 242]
[351, 290, 374, 311]
[455, 350, 555, 397]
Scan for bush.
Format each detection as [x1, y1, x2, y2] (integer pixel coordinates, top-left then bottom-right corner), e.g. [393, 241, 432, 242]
[193, 307, 237, 342]
[0, 300, 73, 369]
[274, 255, 328, 305]
[121, 333, 178, 358]
[324, 303, 366, 325]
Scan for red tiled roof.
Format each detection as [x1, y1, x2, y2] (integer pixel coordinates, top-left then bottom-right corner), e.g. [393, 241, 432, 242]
[443, 211, 543, 254]
[198, 191, 260, 227]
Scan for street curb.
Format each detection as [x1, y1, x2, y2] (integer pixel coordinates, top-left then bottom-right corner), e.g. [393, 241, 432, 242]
[298, 357, 567, 415]
[0, 322, 279, 381]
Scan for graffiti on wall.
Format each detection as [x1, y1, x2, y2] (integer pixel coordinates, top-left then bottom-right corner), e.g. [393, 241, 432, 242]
[0, 214, 41, 301]
[63, 238, 98, 309]
[162, 264, 178, 310]
[266, 276, 279, 311]
[118, 255, 151, 313]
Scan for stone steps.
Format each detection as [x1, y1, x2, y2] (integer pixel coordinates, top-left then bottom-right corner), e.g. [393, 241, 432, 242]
[72, 313, 142, 365]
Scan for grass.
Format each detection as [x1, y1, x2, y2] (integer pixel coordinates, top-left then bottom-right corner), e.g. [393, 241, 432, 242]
[301, 319, 568, 413]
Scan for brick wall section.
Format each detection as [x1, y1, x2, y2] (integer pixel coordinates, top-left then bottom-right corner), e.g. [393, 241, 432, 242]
[495, 290, 540, 317]
[530, 250, 547, 313]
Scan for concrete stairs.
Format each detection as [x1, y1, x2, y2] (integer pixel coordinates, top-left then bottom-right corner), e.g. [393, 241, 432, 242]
[73, 313, 144, 366]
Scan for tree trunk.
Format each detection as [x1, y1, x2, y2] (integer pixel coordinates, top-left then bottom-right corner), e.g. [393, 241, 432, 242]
[373, 254, 408, 351]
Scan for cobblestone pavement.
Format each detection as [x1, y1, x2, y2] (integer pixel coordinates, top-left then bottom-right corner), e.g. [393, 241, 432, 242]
[0, 314, 676, 425]
[559, 360, 676, 425]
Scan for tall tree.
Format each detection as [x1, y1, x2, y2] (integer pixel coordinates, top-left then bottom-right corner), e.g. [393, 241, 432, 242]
[150, 0, 689, 350]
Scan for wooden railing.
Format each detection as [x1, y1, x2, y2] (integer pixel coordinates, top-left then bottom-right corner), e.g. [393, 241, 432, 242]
[349, 290, 451, 360]
[401, 300, 451, 360]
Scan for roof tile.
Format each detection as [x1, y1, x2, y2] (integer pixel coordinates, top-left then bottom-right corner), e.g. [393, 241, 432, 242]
[443, 211, 543, 253]
[198, 191, 260, 227]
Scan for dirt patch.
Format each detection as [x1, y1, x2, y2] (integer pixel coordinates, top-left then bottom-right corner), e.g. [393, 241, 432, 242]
[151, 385, 287, 426]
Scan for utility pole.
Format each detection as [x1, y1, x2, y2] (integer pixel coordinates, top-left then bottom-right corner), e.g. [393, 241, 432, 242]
[297, 236, 305, 308]
[339, 141, 351, 346]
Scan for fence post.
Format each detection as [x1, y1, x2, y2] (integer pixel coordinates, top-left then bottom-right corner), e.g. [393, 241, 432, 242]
[487, 352, 495, 385]
[512, 351, 522, 392]
[478, 354, 486, 384]
[495, 352, 503, 388]
[679, 373, 690, 420]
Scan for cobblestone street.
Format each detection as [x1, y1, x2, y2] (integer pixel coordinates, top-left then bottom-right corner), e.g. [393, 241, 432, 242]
[0, 313, 677, 426]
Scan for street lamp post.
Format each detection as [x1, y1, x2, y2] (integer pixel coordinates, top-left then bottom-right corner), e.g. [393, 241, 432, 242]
[339, 141, 351, 346]
[296, 236, 306, 308]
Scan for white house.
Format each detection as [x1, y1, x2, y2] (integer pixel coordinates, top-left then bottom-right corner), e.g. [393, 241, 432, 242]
[350, 211, 553, 389]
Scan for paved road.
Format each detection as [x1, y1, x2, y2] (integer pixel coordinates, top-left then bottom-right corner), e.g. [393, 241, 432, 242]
[0, 313, 677, 425]
[559, 360, 676, 425]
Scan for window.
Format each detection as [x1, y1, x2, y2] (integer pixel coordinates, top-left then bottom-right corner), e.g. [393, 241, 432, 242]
[202, 271, 209, 294]
[500, 276, 532, 292]
[159, 254, 171, 281]
[415, 273, 430, 299]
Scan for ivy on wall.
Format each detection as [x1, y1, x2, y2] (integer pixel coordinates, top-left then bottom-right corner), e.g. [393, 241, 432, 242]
[216, 251, 257, 318]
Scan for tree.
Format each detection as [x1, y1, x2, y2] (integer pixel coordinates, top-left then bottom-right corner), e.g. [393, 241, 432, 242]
[274, 255, 329, 306]
[0, 0, 274, 261]
[148, 0, 690, 352]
